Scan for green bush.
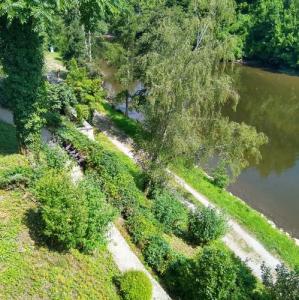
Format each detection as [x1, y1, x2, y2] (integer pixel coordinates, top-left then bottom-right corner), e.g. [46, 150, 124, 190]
[67, 59, 105, 106]
[41, 145, 69, 170]
[119, 270, 152, 300]
[143, 235, 172, 274]
[212, 164, 230, 189]
[152, 189, 188, 234]
[126, 212, 161, 248]
[262, 263, 299, 300]
[76, 104, 90, 125]
[163, 255, 195, 298]
[190, 246, 239, 300]
[34, 170, 114, 251]
[188, 206, 228, 245]
[46, 82, 77, 113]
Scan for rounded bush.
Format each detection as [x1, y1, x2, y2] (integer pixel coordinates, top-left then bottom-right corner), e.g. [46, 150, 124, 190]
[188, 206, 228, 245]
[143, 235, 172, 274]
[119, 270, 152, 300]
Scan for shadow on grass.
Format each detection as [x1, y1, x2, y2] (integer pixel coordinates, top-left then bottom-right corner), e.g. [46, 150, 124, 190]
[0, 121, 18, 155]
[24, 208, 69, 253]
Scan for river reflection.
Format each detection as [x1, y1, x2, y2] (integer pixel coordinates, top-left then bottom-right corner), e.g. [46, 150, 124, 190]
[227, 65, 299, 237]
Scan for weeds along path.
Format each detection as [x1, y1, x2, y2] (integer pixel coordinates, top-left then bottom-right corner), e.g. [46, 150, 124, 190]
[93, 111, 281, 279]
[0, 107, 171, 300]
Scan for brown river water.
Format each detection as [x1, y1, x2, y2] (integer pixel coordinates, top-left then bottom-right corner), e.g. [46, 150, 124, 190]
[100, 61, 299, 238]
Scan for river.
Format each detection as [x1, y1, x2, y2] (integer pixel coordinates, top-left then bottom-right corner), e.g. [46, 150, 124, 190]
[100, 61, 299, 238]
[227, 65, 299, 238]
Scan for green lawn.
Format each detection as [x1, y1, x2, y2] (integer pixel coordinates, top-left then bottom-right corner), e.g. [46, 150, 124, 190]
[0, 122, 120, 299]
[0, 188, 120, 299]
[0, 121, 18, 154]
[96, 102, 299, 269]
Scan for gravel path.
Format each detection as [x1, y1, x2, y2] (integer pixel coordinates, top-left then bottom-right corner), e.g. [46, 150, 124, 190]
[93, 111, 282, 279]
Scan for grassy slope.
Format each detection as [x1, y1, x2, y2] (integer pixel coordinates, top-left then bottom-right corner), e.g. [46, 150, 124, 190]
[0, 122, 120, 299]
[0, 189, 120, 300]
[97, 103, 299, 268]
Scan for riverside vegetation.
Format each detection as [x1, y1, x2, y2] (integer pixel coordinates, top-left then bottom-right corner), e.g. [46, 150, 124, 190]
[1, 0, 299, 299]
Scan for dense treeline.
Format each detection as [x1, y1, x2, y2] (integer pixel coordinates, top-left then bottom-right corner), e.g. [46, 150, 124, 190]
[236, 0, 299, 69]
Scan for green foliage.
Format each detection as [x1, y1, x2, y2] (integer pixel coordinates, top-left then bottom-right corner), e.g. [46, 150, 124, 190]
[212, 163, 230, 189]
[67, 59, 105, 121]
[236, 0, 299, 69]
[173, 160, 299, 268]
[41, 144, 69, 170]
[0, 17, 45, 148]
[0, 155, 32, 189]
[118, 270, 152, 300]
[76, 104, 90, 124]
[126, 212, 161, 247]
[128, 1, 267, 184]
[0, 121, 18, 154]
[45, 82, 77, 127]
[46, 82, 77, 112]
[188, 206, 228, 245]
[34, 170, 115, 251]
[152, 189, 188, 234]
[261, 263, 299, 300]
[143, 235, 172, 274]
[190, 246, 238, 300]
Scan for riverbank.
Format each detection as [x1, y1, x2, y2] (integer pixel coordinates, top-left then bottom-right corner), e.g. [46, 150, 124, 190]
[95, 102, 299, 269]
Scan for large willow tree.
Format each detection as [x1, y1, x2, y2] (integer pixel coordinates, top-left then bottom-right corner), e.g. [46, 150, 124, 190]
[0, 0, 123, 150]
[133, 0, 267, 184]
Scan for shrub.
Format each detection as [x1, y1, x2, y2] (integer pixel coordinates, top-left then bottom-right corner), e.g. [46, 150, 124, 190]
[143, 235, 172, 274]
[67, 59, 105, 106]
[163, 255, 195, 298]
[78, 176, 115, 252]
[152, 189, 188, 234]
[46, 82, 77, 113]
[188, 206, 228, 245]
[126, 212, 161, 248]
[119, 270, 152, 300]
[212, 164, 230, 189]
[41, 144, 69, 170]
[190, 246, 238, 300]
[262, 263, 299, 300]
[76, 104, 90, 125]
[34, 170, 114, 251]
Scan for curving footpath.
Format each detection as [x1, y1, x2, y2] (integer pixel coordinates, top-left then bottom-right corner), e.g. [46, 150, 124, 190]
[93, 111, 282, 279]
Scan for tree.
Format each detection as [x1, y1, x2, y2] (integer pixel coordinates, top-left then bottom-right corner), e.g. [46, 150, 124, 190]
[133, 1, 267, 185]
[0, 0, 124, 150]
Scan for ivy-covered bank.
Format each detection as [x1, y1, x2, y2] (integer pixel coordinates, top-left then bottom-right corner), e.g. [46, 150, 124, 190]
[96, 102, 299, 269]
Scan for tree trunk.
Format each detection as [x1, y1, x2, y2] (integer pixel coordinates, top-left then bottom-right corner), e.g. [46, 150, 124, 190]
[0, 17, 44, 150]
[88, 30, 92, 62]
[125, 93, 129, 117]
